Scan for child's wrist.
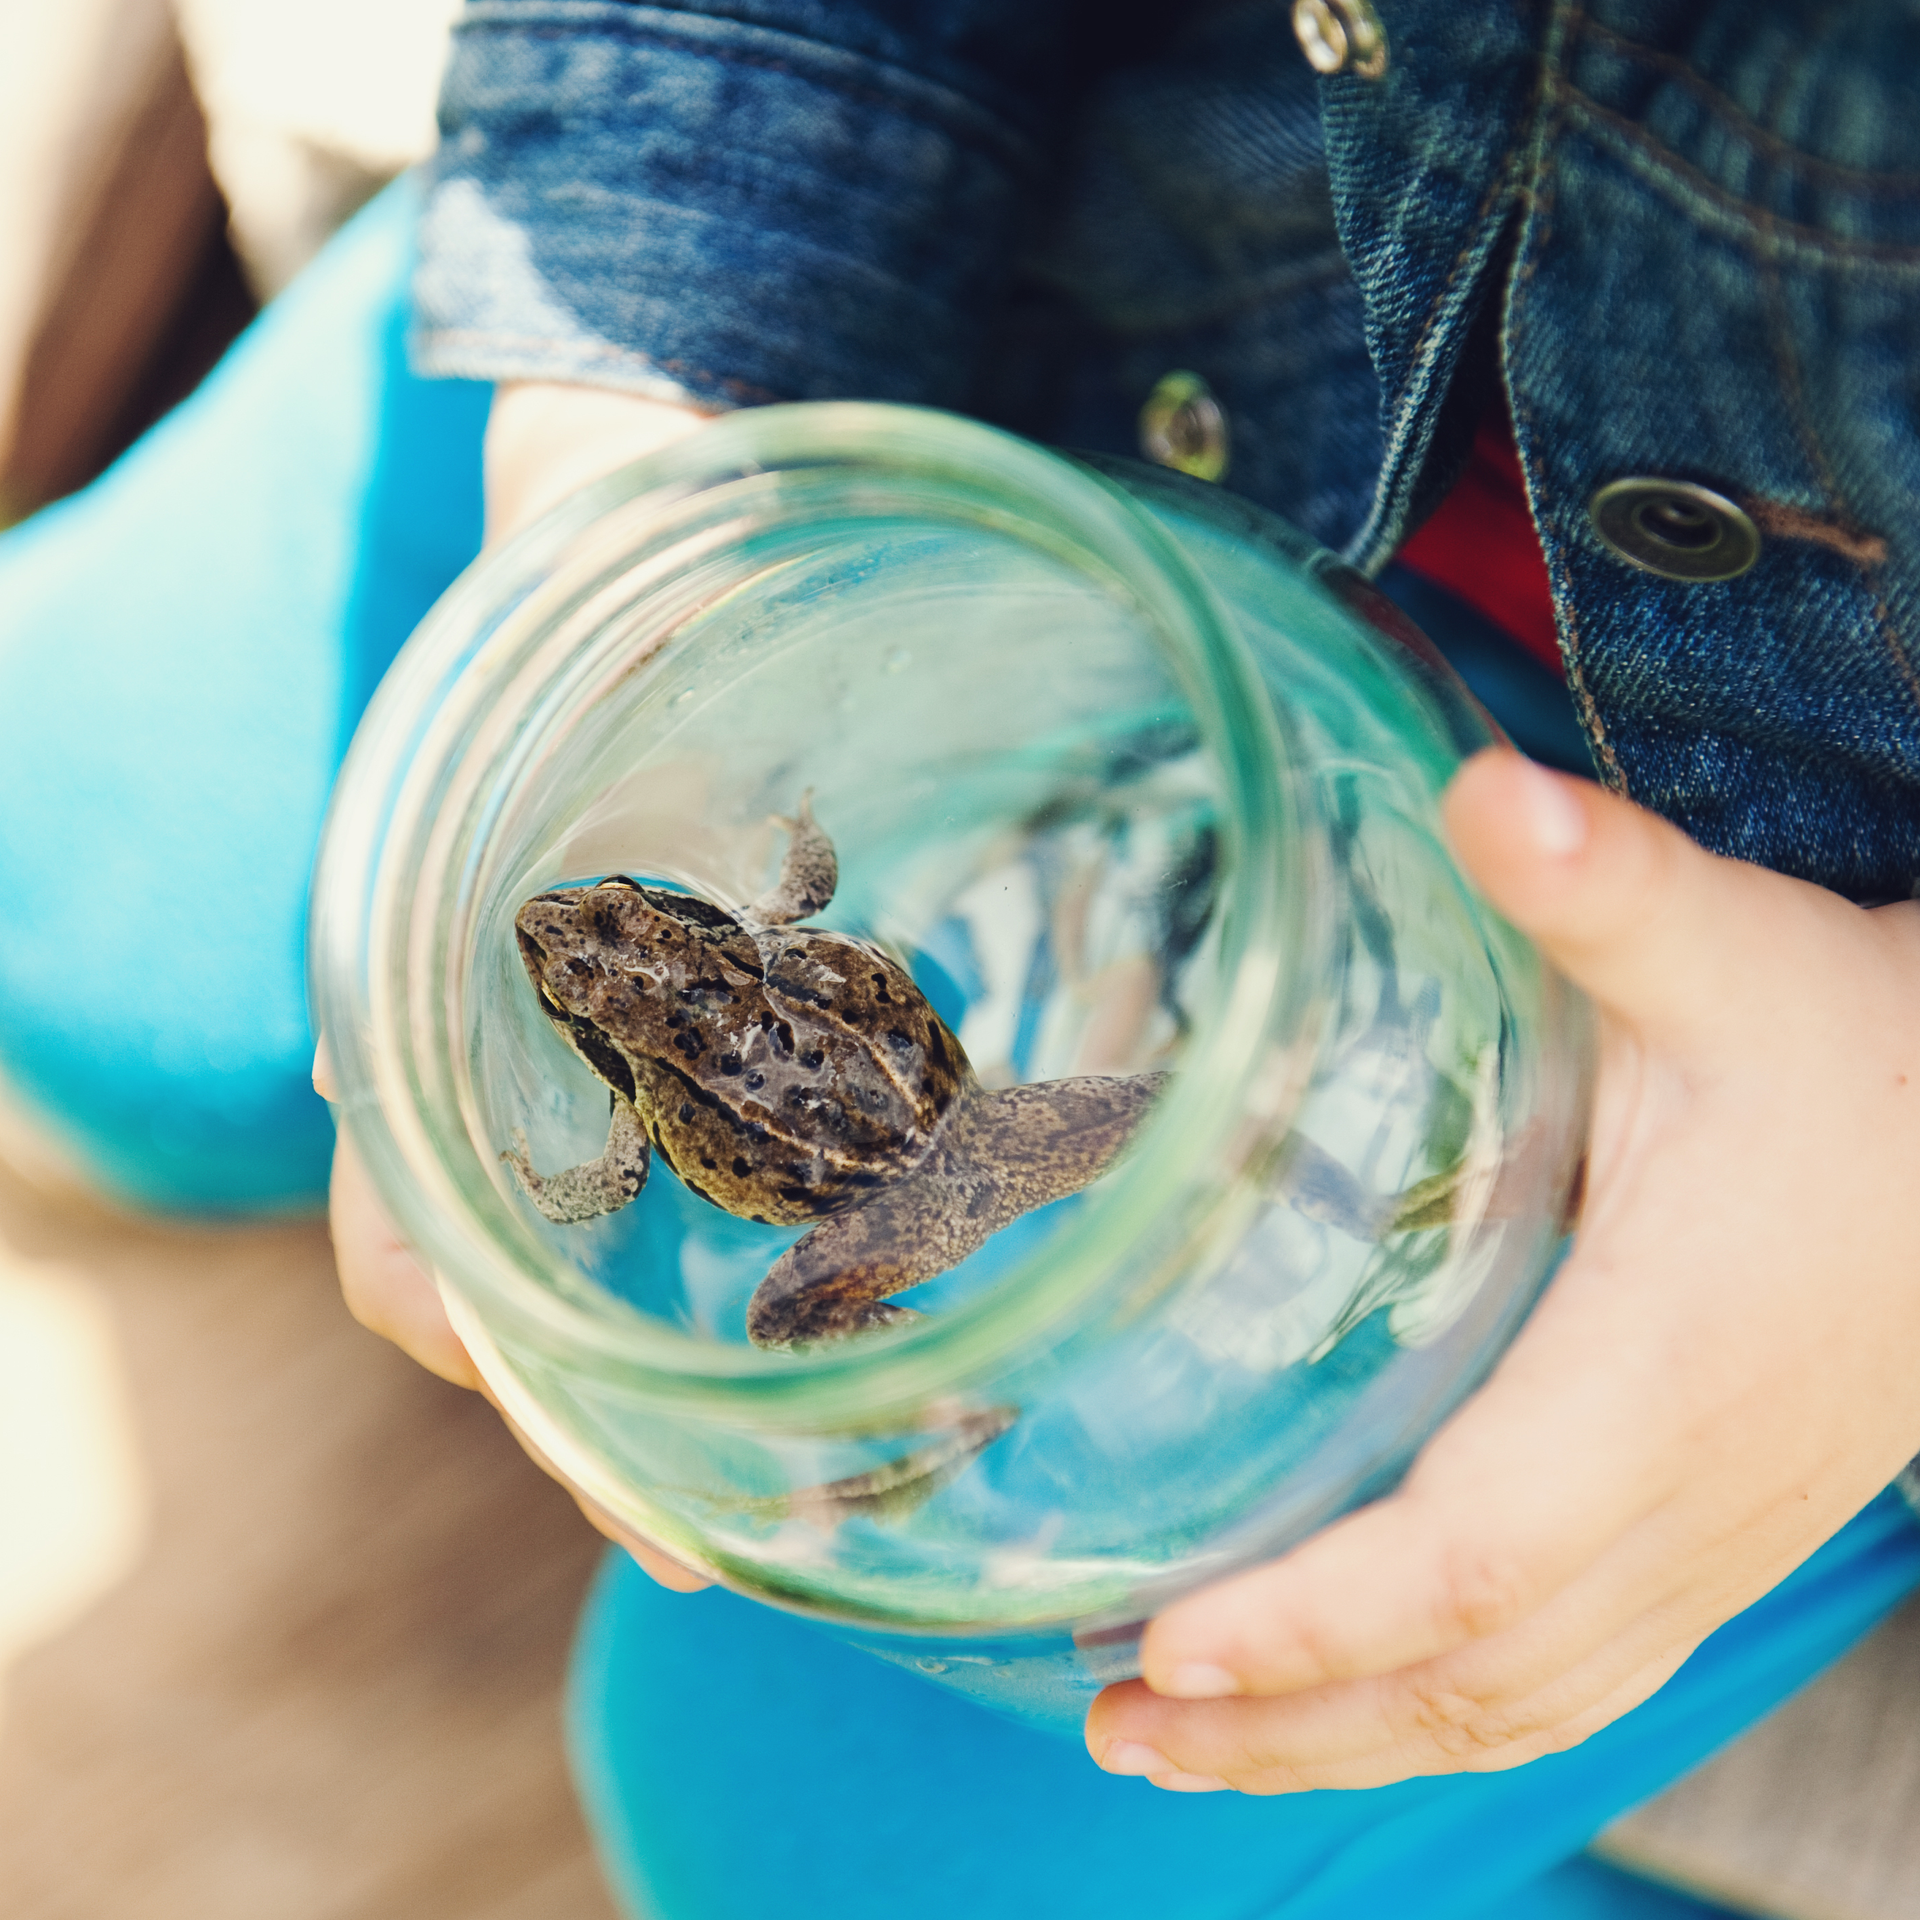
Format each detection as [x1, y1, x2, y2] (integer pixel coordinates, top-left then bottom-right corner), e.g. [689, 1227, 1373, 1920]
[484, 381, 717, 542]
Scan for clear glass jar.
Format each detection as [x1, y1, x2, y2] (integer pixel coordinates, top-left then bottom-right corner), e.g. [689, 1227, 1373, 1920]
[310, 404, 1590, 1731]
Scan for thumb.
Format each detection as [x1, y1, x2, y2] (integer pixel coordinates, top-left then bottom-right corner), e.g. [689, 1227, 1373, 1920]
[1442, 750, 1760, 1037]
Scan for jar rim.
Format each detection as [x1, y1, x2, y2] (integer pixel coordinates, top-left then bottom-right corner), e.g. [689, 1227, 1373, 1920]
[311, 403, 1323, 1425]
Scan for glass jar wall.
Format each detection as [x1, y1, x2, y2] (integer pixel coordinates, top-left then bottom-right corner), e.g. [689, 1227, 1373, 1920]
[310, 404, 1590, 1731]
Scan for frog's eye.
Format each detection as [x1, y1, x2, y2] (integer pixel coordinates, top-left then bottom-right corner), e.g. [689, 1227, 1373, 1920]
[595, 874, 644, 892]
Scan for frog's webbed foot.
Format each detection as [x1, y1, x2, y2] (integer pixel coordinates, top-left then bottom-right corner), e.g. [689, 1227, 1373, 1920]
[502, 1095, 651, 1224]
[745, 1071, 1170, 1350]
[744, 790, 837, 927]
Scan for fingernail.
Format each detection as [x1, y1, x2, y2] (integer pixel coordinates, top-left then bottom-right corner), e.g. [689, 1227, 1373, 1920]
[1161, 1662, 1242, 1699]
[1152, 1770, 1231, 1793]
[1101, 1740, 1173, 1777]
[1516, 759, 1588, 857]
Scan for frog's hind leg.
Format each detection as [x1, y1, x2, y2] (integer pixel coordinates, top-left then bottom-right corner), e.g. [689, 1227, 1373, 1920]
[966, 1070, 1171, 1215]
[746, 1158, 1023, 1348]
[503, 1094, 651, 1224]
[744, 790, 837, 926]
[744, 1071, 1169, 1349]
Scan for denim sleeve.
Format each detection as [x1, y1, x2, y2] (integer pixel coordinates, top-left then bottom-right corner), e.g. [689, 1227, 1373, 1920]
[415, 1, 1098, 408]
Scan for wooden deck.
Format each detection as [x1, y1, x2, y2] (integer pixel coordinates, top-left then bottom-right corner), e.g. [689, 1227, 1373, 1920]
[0, 1162, 621, 1920]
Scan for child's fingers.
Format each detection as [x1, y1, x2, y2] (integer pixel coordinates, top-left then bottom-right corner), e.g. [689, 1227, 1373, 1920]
[1094, 1629, 1697, 1795]
[1131, 1290, 1678, 1702]
[328, 1127, 482, 1391]
[1441, 751, 1795, 1044]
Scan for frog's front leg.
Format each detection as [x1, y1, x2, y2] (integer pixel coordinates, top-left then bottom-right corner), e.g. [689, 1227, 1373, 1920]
[503, 1095, 652, 1224]
[744, 790, 837, 927]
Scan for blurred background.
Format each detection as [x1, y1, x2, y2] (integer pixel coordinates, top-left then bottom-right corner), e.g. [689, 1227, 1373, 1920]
[0, 0, 453, 521]
[0, 3, 623, 1913]
[3, 5, 1920, 1916]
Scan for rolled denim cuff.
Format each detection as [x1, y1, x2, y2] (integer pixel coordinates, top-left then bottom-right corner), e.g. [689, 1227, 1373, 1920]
[415, 3, 1045, 408]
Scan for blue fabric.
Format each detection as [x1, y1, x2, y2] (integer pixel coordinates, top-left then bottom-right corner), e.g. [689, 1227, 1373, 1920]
[569, 1490, 1920, 1920]
[426, 0, 1920, 900]
[1378, 564, 1595, 777]
[0, 179, 488, 1212]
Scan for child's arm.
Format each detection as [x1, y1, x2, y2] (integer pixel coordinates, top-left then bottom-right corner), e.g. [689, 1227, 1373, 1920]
[1084, 753, 1920, 1792]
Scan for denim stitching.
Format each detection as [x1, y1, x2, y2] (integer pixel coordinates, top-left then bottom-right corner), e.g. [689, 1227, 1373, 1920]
[1741, 54, 1920, 732]
[1344, 155, 1531, 574]
[1513, 0, 1627, 793]
[1573, 16, 1920, 197]
[1560, 92, 1920, 269]
[1743, 501, 1887, 568]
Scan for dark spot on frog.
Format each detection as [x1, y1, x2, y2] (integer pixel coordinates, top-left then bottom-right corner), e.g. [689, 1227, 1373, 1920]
[732, 1156, 752, 1176]
[885, 1030, 912, 1050]
[674, 1031, 703, 1058]
[926, 1027, 950, 1070]
[802, 1048, 825, 1071]
[774, 1020, 794, 1054]
[719, 1052, 742, 1075]
[771, 972, 831, 1009]
[666, 1011, 688, 1029]
[564, 1015, 636, 1101]
[678, 1102, 695, 1123]
[641, 889, 740, 936]
[700, 1155, 718, 1170]
[870, 972, 892, 1003]
[744, 1070, 765, 1091]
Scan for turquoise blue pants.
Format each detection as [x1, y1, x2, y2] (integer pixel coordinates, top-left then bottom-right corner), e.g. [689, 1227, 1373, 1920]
[1, 182, 1912, 1920]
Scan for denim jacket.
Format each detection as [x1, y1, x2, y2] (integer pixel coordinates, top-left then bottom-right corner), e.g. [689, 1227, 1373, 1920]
[417, 1, 1920, 900]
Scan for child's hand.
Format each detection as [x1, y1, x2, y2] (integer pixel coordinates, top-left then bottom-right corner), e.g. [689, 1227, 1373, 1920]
[1087, 750, 1920, 1793]
[484, 381, 716, 535]
[320, 380, 719, 1592]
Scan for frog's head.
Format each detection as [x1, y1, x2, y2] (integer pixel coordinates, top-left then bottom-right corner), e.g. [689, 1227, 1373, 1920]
[513, 875, 765, 1081]
[515, 877, 728, 1004]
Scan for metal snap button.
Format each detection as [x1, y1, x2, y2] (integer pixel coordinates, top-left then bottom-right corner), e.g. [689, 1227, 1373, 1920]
[1587, 477, 1762, 583]
[1139, 371, 1231, 483]
[1291, 0, 1389, 80]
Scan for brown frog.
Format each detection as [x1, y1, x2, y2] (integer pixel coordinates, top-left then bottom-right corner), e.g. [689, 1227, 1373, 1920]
[504, 798, 1167, 1348]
